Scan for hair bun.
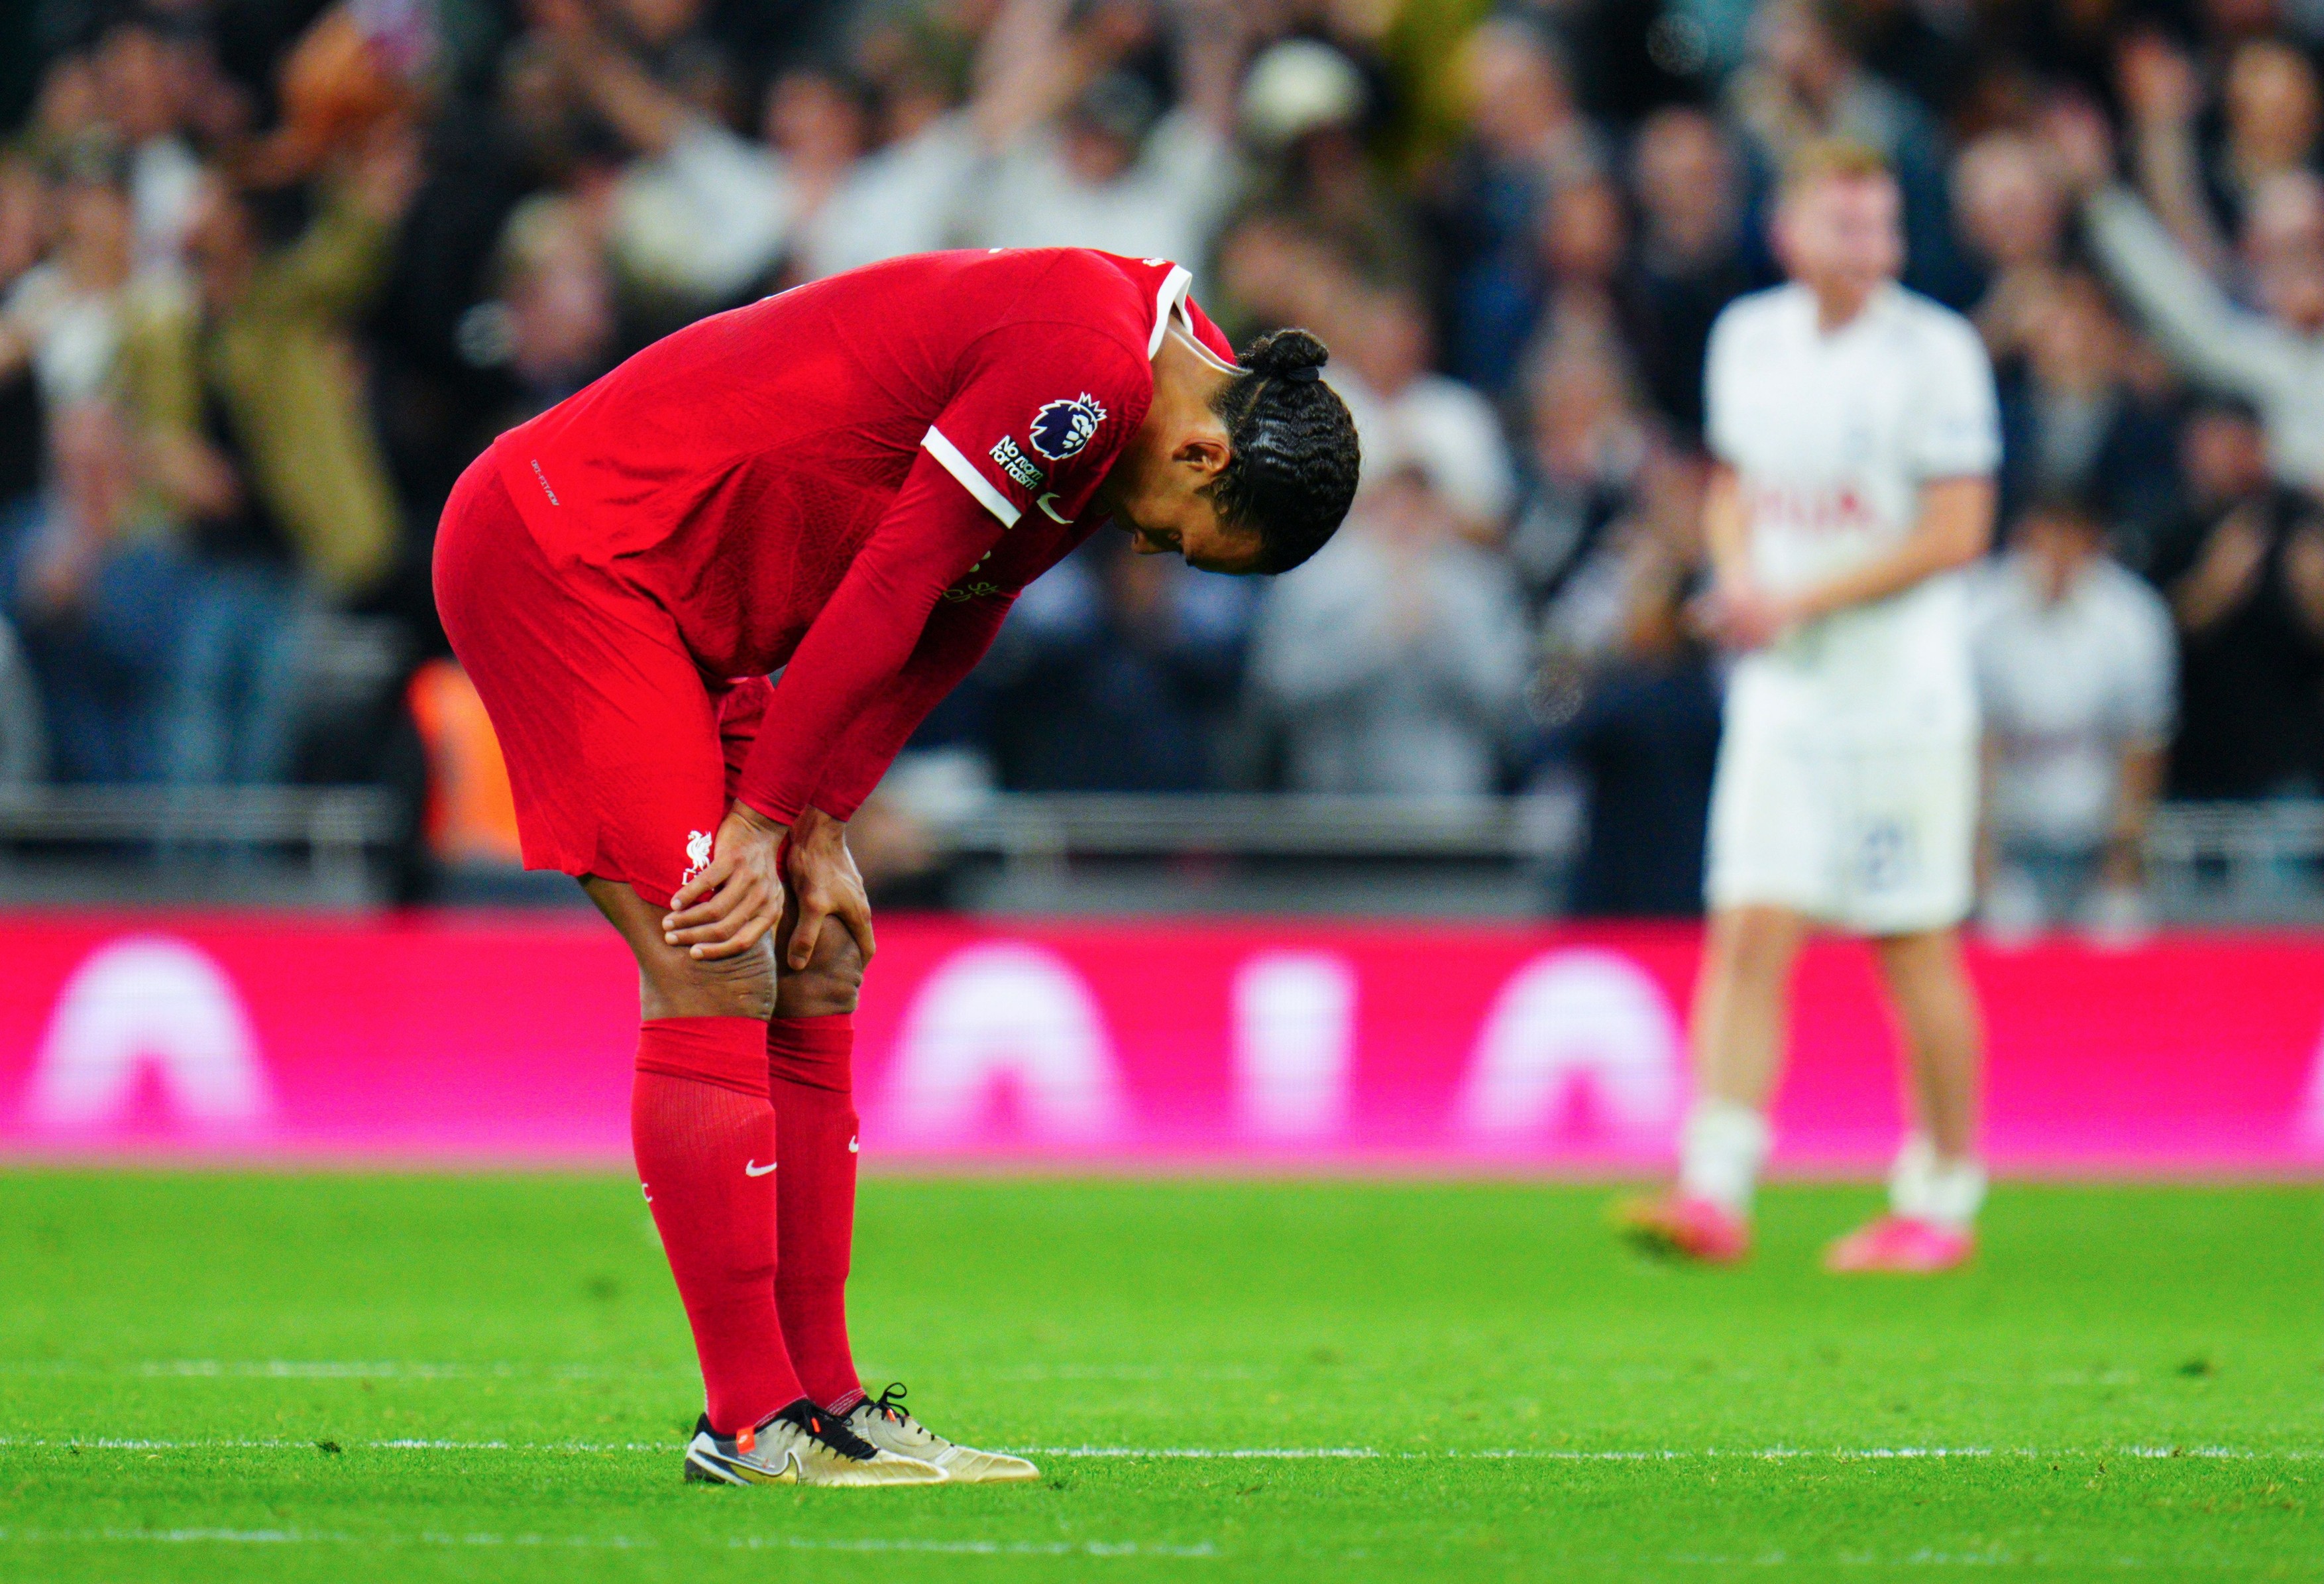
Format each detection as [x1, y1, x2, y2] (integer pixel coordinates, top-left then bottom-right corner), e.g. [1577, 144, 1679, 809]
[1212, 324, 1360, 573]
[1246, 327, 1330, 380]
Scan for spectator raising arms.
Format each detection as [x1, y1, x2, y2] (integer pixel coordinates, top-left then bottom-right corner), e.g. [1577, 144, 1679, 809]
[2058, 95, 2324, 493]
[117, 129, 419, 784]
[961, 0, 1245, 264]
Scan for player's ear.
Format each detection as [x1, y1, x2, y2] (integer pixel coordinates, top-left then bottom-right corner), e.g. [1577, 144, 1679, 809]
[1173, 430, 1232, 484]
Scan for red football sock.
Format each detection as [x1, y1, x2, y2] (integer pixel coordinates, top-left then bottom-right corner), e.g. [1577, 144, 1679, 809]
[767, 1013, 863, 1413]
[632, 1017, 803, 1435]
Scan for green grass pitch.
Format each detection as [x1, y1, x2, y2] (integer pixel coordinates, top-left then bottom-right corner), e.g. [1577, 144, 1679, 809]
[1, 1171, 2318, 1581]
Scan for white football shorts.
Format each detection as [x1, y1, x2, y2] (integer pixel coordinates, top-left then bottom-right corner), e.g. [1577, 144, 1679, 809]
[1704, 720, 1978, 936]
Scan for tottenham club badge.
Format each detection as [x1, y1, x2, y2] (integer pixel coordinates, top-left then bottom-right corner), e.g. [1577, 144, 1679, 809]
[1028, 393, 1109, 461]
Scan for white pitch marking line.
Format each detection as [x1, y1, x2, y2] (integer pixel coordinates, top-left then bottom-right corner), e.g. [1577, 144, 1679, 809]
[0, 1528, 655, 1550]
[0, 1438, 665, 1453]
[0, 1361, 659, 1381]
[0, 1360, 1148, 1377]
[965, 1365, 1267, 1382]
[1011, 1445, 2322, 1462]
[730, 1536, 1217, 1558]
[0, 1438, 302, 1451]
[143, 1361, 513, 1380]
[1019, 1446, 1378, 1459]
[2, 1438, 2313, 1461]
[0, 1528, 1215, 1558]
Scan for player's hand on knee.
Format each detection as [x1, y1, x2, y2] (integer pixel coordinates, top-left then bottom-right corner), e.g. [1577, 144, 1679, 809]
[785, 807, 876, 972]
[663, 804, 788, 960]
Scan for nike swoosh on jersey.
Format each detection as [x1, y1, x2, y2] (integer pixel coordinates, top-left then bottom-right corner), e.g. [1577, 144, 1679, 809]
[848, 1136, 859, 1154]
[1036, 492, 1070, 524]
[744, 1160, 777, 1176]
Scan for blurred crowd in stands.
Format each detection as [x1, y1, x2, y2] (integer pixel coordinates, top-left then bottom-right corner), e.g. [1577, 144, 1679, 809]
[5, 0, 2324, 921]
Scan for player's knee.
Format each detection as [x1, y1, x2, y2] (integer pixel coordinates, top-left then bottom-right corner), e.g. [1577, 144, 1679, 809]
[1874, 927, 1966, 991]
[777, 926, 865, 1018]
[641, 939, 778, 1022]
[1714, 907, 1801, 981]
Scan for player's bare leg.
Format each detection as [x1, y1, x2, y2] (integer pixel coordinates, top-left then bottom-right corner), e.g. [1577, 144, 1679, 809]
[1875, 927, 1981, 1161]
[584, 876, 942, 1485]
[1825, 927, 1985, 1273]
[1691, 905, 1809, 1119]
[584, 876, 779, 1021]
[1620, 904, 1805, 1262]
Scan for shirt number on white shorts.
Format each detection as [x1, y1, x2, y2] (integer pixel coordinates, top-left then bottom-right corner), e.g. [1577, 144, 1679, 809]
[1857, 818, 1915, 893]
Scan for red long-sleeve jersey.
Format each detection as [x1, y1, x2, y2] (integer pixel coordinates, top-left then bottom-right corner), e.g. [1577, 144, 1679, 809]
[489, 248, 1233, 822]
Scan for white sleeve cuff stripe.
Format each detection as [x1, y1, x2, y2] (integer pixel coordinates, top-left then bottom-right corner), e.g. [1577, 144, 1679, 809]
[922, 425, 1021, 528]
[1148, 264, 1194, 358]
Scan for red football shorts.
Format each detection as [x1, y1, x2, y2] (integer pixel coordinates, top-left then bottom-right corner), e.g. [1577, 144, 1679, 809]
[433, 455, 771, 908]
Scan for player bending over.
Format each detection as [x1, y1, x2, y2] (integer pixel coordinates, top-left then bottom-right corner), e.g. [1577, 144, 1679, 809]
[1620, 142, 2000, 1273]
[433, 250, 1359, 1484]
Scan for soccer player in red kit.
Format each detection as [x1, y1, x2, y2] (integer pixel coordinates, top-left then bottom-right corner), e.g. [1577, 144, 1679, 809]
[433, 249, 1360, 1487]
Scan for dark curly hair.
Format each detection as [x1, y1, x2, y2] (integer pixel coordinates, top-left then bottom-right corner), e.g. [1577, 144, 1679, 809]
[1207, 329, 1361, 574]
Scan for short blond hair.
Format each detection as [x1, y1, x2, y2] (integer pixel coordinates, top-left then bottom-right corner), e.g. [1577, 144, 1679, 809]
[1779, 138, 1894, 202]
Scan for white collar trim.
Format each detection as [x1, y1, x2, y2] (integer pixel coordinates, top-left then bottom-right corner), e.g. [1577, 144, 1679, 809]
[1148, 262, 1193, 358]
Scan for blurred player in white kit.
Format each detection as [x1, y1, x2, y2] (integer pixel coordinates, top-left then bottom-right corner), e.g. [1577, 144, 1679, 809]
[1621, 141, 2001, 1272]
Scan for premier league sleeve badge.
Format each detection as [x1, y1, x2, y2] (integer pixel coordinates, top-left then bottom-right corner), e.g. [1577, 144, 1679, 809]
[1027, 394, 1109, 461]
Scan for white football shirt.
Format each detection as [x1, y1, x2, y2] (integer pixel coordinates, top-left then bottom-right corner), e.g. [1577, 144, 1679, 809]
[1969, 551, 2176, 850]
[1705, 282, 2001, 740]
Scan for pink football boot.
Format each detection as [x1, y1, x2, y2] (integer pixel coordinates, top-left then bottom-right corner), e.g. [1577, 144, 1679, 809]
[1822, 1215, 1974, 1273]
[1616, 1190, 1751, 1265]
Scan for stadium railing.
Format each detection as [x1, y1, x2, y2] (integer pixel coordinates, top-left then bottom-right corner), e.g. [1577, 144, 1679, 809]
[936, 792, 1582, 871]
[930, 794, 2319, 859]
[2147, 799, 2324, 868]
[0, 785, 400, 899]
[0, 788, 2318, 915]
